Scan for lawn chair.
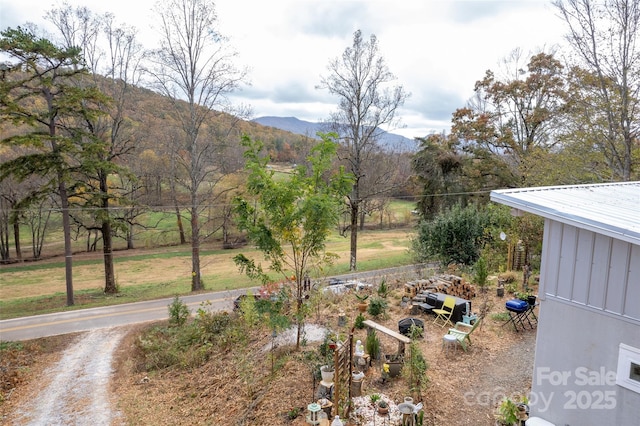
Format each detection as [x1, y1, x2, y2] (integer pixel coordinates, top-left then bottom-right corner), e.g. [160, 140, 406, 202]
[432, 296, 456, 328]
[447, 317, 482, 351]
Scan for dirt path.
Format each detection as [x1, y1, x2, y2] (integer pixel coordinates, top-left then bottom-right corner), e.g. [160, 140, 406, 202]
[4, 328, 126, 426]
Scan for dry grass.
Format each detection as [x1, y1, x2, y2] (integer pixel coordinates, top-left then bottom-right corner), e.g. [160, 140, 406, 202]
[110, 279, 537, 425]
[0, 229, 413, 301]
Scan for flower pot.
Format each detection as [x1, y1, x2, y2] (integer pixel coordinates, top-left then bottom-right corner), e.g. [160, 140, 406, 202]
[497, 287, 505, 297]
[352, 371, 364, 381]
[357, 302, 368, 313]
[377, 404, 389, 415]
[527, 295, 537, 306]
[320, 365, 334, 383]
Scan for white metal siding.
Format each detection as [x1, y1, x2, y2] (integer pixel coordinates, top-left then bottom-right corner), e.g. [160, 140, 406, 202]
[606, 239, 629, 314]
[624, 245, 640, 319]
[558, 225, 578, 300]
[543, 222, 639, 321]
[573, 230, 594, 303]
[589, 233, 610, 308]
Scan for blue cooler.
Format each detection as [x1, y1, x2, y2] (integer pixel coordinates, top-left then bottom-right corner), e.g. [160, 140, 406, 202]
[506, 299, 528, 312]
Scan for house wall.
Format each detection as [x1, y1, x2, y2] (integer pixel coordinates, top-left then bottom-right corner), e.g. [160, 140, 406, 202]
[530, 220, 640, 425]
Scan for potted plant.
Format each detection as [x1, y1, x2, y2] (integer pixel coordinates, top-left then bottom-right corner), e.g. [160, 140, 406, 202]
[319, 332, 336, 382]
[320, 364, 334, 383]
[526, 294, 537, 306]
[495, 396, 528, 425]
[355, 293, 369, 312]
[377, 400, 389, 415]
[384, 353, 404, 377]
[369, 393, 381, 406]
[515, 291, 537, 306]
[495, 397, 518, 426]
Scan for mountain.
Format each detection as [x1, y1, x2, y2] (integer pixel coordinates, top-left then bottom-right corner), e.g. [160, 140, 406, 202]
[252, 116, 417, 151]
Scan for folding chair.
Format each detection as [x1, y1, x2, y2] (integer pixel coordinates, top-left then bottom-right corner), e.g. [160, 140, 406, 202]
[447, 317, 483, 351]
[433, 296, 456, 328]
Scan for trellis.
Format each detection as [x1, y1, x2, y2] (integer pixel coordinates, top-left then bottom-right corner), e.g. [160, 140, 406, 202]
[332, 328, 354, 419]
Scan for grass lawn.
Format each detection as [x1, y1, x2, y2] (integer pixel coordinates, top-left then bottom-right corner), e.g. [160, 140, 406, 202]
[0, 228, 416, 320]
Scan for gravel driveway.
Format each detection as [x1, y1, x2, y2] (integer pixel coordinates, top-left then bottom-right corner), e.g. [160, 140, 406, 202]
[8, 328, 125, 426]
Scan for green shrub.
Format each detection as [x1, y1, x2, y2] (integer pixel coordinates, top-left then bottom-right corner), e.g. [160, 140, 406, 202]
[377, 279, 389, 298]
[474, 257, 489, 288]
[365, 330, 381, 360]
[168, 295, 190, 327]
[354, 312, 365, 329]
[286, 407, 301, 420]
[412, 203, 492, 266]
[367, 297, 388, 317]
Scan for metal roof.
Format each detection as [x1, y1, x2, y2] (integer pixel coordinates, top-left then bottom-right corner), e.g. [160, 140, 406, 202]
[490, 181, 640, 245]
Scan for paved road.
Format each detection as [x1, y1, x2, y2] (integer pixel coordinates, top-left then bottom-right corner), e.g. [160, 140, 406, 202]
[0, 263, 436, 342]
[0, 288, 253, 342]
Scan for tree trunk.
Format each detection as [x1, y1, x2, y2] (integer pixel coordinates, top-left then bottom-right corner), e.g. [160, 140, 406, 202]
[0, 211, 8, 261]
[296, 276, 303, 350]
[171, 177, 186, 245]
[100, 172, 117, 294]
[12, 219, 21, 260]
[102, 220, 117, 294]
[126, 221, 134, 249]
[350, 201, 358, 271]
[191, 206, 202, 291]
[102, 223, 117, 293]
[58, 175, 74, 306]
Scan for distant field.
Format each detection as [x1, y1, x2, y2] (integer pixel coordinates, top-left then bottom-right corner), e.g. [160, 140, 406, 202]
[0, 228, 417, 319]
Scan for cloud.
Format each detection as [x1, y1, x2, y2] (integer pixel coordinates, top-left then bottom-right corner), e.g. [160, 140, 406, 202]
[289, 1, 372, 37]
[445, 0, 526, 24]
[0, 0, 569, 136]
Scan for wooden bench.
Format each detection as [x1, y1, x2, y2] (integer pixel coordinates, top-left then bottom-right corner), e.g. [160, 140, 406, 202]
[362, 319, 412, 356]
[410, 301, 435, 315]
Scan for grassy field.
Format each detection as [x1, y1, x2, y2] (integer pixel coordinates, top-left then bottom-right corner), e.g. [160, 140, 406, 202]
[0, 228, 417, 320]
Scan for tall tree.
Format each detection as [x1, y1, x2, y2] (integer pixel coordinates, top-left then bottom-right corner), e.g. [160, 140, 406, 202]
[234, 133, 353, 349]
[554, 0, 640, 181]
[452, 51, 568, 187]
[148, 0, 247, 291]
[46, 4, 144, 294]
[318, 29, 408, 271]
[0, 26, 107, 305]
[412, 133, 467, 219]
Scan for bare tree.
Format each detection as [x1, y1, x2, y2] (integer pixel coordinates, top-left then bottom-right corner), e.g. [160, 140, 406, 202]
[554, 0, 640, 180]
[46, 5, 145, 294]
[318, 30, 408, 271]
[148, 0, 247, 291]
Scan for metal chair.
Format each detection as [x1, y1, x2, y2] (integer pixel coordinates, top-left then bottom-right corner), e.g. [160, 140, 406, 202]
[432, 296, 456, 328]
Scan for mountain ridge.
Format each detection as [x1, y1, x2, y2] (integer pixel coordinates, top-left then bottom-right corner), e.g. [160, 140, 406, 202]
[252, 116, 417, 151]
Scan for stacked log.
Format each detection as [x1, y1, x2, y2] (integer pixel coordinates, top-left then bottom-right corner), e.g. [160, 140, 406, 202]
[407, 274, 476, 300]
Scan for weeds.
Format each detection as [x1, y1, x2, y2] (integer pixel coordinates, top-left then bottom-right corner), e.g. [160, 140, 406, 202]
[137, 306, 243, 371]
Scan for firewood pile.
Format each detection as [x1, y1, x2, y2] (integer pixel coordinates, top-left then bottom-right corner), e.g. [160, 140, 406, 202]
[406, 274, 476, 300]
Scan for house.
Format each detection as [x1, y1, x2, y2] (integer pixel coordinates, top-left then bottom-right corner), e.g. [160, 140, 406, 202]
[490, 182, 640, 426]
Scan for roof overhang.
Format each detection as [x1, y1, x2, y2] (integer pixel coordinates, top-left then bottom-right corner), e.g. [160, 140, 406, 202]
[490, 182, 640, 246]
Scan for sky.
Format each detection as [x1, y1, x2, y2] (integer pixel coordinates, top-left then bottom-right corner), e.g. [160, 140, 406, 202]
[0, 0, 569, 139]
